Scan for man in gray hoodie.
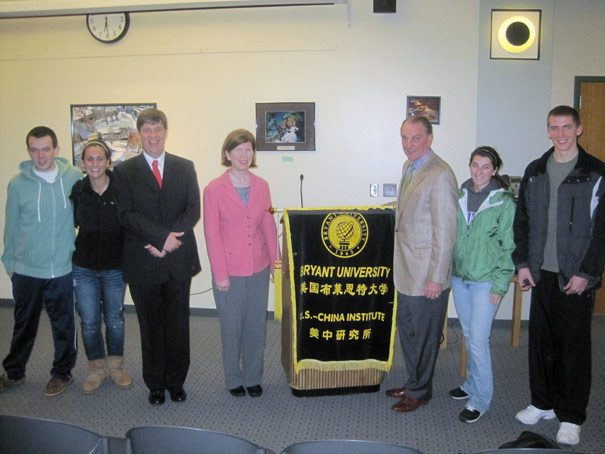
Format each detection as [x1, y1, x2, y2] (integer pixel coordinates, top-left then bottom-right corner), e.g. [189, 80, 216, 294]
[1, 126, 82, 397]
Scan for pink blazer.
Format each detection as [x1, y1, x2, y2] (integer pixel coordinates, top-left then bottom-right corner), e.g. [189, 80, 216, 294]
[203, 171, 277, 283]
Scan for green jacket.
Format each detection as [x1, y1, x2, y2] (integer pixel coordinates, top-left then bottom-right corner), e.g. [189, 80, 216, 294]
[2, 157, 82, 278]
[452, 185, 516, 296]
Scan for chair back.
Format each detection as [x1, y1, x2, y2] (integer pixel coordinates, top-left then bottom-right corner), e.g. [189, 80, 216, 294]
[126, 425, 273, 454]
[281, 439, 422, 454]
[0, 414, 108, 454]
[474, 450, 580, 454]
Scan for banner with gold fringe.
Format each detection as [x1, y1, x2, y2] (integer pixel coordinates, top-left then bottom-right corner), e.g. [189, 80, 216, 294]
[283, 207, 397, 374]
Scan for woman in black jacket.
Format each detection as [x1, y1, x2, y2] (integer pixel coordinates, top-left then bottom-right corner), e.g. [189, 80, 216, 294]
[71, 140, 132, 394]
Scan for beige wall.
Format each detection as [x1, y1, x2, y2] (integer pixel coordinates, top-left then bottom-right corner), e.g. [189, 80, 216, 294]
[551, 0, 605, 104]
[1, 0, 604, 318]
[0, 1, 481, 309]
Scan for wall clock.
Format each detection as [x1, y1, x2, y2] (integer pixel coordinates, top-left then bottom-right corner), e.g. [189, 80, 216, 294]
[86, 13, 130, 44]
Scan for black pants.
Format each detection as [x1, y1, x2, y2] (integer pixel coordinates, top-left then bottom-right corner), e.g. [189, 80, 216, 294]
[3, 273, 76, 381]
[528, 270, 594, 425]
[129, 277, 191, 392]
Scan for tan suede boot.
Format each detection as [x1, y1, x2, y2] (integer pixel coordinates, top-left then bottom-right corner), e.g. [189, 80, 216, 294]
[108, 356, 133, 389]
[81, 358, 108, 394]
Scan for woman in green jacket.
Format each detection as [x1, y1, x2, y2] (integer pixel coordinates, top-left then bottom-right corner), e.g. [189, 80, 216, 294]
[449, 146, 515, 423]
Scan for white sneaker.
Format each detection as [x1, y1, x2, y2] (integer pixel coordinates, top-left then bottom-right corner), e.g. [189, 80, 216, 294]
[556, 422, 580, 445]
[515, 405, 556, 425]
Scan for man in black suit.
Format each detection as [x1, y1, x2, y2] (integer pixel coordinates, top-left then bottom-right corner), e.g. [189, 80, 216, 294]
[113, 108, 201, 405]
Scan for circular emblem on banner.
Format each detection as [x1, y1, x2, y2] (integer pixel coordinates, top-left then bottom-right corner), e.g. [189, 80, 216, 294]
[321, 212, 369, 258]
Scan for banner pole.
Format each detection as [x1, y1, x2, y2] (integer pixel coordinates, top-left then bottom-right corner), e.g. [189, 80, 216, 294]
[272, 207, 283, 320]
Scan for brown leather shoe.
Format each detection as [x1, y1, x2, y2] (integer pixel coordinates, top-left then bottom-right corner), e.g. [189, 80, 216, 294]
[385, 387, 407, 398]
[391, 395, 428, 413]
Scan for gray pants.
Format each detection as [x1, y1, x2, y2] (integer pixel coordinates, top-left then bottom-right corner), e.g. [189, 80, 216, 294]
[396, 289, 449, 401]
[213, 268, 270, 389]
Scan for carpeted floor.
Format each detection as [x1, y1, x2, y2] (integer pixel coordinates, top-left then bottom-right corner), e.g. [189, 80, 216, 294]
[0, 304, 603, 453]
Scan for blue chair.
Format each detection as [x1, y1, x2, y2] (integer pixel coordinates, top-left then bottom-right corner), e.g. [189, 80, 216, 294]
[473, 450, 580, 454]
[0, 414, 108, 454]
[126, 425, 274, 454]
[281, 439, 422, 454]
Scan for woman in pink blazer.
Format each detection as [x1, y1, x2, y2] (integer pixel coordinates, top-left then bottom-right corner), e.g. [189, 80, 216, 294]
[203, 129, 277, 398]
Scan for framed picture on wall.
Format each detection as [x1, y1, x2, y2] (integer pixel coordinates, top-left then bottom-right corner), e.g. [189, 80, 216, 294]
[406, 96, 441, 124]
[256, 102, 316, 151]
[70, 103, 156, 168]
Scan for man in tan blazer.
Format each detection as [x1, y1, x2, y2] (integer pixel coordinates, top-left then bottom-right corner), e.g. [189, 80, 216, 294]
[386, 116, 457, 413]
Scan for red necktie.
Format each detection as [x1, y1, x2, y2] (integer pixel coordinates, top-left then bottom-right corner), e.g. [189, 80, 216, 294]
[152, 160, 162, 188]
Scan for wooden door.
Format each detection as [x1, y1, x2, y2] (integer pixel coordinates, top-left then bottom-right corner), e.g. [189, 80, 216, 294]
[575, 77, 605, 313]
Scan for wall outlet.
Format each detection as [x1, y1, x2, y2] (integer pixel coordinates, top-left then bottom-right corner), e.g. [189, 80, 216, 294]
[383, 183, 397, 197]
[370, 183, 379, 197]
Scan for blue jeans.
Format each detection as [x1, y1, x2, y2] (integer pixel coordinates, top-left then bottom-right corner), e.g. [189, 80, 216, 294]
[73, 266, 126, 360]
[452, 276, 501, 413]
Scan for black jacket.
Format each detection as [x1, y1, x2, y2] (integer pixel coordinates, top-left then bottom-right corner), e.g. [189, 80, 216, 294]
[70, 171, 124, 271]
[512, 146, 605, 289]
[113, 153, 201, 286]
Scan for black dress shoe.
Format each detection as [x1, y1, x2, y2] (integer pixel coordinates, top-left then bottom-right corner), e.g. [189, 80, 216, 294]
[148, 389, 165, 405]
[246, 385, 263, 397]
[169, 388, 187, 402]
[229, 386, 246, 397]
